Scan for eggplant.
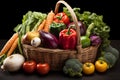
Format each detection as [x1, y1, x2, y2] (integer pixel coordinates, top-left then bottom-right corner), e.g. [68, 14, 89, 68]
[39, 30, 59, 49]
[67, 21, 86, 36]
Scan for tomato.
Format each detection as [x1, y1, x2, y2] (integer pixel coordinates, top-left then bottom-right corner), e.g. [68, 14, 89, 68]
[83, 62, 95, 75]
[95, 60, 108, 72]
[36, 63, 50, 75]
[53, 12, 70, 25]
[22, 60, 37, 73]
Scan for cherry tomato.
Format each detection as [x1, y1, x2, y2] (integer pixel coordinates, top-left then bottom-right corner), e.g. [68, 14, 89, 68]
[83, 62, 95, 75]
[53, 12, 70, 25]
[36, 63, 50, 75]
[22, 60, 37, 73]
[95, 60, 108, 72]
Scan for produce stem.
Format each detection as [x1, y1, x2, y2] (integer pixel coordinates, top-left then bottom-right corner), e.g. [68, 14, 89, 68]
[66, 26, 71, 35]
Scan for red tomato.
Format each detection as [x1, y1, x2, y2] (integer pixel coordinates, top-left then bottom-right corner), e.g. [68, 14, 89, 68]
[53, 12, 70, 25]
[36, 63, 50, 75]
[22, 60, 37, 73]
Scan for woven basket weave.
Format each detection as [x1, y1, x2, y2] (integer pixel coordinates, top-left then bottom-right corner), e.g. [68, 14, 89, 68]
[22, 0, 100, 71]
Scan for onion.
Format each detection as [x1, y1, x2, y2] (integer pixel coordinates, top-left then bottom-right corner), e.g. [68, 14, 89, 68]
[31, 37, 41, 47]
[67, 21, 86, 36]
[90, 35, 102, 46]
[1, 54, 25, 72]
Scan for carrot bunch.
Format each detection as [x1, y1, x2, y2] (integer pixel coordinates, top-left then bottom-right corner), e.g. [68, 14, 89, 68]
[37, 10, 55, 32]
[0, 33, 18, 57]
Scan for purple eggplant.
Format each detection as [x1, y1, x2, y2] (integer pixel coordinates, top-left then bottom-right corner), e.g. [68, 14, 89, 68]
[39, 30, 59, 49]
[67, 21, 86, 36]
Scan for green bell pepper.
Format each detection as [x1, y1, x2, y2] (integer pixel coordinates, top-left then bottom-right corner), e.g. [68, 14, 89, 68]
[49, 22, 66, 38]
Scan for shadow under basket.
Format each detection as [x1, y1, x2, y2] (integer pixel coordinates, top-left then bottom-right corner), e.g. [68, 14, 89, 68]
[22, 0, 100, 71]
[22, 44, 99, 71]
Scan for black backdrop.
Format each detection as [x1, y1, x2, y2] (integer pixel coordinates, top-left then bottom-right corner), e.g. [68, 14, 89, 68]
[0, 0, 119, 39]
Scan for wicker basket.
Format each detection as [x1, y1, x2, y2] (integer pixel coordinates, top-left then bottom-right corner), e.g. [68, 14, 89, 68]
[22, 0, 100, 71]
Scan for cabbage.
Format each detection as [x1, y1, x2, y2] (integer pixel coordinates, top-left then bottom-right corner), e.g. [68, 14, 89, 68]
[90, 35, 101, 46]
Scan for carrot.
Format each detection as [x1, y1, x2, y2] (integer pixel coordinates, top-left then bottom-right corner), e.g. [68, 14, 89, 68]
[0, 33, 18, 56]
[37, 19, 46, 31]
[7, 38, 18, 57]
[43, 10, 55, 32]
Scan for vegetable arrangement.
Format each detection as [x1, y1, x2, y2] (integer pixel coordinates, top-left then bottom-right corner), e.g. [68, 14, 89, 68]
[0, 2, 119, 78]
[63, 7, 110, 49]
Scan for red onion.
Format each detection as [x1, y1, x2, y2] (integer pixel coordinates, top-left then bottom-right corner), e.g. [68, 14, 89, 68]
[90, 35, 102, 46]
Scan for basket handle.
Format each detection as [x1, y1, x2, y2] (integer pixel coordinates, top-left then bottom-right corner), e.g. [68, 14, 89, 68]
[54, 0, 82, 53]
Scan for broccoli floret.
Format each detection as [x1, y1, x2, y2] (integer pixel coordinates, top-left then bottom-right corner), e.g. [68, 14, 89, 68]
[63, 59, 83, 77]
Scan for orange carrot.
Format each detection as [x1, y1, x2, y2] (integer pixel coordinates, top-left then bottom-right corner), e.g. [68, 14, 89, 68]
[7, 38, 18, 57]
[0, 33, 18, 56]
[37, 19, 46, 31]
[43, 10, 55, 32]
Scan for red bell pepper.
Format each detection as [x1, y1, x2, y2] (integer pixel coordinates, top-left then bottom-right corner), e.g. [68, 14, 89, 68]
[59, 28, 77, 50]
[53, 12, 70, 25]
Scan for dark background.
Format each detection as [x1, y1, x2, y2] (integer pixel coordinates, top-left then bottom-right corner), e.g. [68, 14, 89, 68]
[0, 0, 119, 39]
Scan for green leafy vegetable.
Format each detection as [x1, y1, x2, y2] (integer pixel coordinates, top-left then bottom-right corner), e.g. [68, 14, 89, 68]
[0, 54, 7, 65]
[14, 11, 47, 35]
